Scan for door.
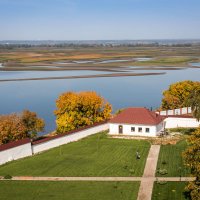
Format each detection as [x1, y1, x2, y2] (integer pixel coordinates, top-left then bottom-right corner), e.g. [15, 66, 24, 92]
[119, 125, 123, 134]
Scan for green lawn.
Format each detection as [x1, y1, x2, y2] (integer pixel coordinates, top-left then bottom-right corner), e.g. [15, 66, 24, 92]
[0, 131, 150, 177]
[0, 181, 140, 200]
[156, 140, 190, 177]
[152, 182, 189, 200]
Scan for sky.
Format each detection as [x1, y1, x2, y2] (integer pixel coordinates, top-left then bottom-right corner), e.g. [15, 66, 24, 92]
[0, 0, 200, 40]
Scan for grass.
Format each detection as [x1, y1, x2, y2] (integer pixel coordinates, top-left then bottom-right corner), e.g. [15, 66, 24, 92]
[0, 131, 150, 177]
[0, 181, 140, 200]
[1, 46, 199, 67]
[152, 182, 189, 200]
[156, 140, 190, 177]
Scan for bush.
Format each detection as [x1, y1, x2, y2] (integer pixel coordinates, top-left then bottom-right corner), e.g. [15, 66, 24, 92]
[129, 169, 135, 174]
[168, 128, 196, 135]
[156, 180, 167, 185]
[4, 174, 12, 179]
[157, 169, 168, 175]
[161, 160, 167, 165]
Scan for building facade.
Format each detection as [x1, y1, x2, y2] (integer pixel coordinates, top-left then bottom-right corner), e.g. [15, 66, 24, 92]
[109, 107, 164, 137]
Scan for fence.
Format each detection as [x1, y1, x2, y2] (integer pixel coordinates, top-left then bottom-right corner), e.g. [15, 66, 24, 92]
[0, 121, 109, 165]
[156, 107, 192, 116]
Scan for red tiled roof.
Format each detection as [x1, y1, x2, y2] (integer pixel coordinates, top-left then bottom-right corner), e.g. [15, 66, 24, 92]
[109, 107, 164, 125]
[0, 138, 31, 152]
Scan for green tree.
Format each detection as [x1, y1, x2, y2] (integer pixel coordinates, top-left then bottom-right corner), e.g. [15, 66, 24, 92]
[183, 128, 200, 200]
[161, 80, 200, 109]
[54, 91, 112, 133]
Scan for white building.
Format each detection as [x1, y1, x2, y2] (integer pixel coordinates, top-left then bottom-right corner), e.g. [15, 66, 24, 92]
[109, 107, 164, 137]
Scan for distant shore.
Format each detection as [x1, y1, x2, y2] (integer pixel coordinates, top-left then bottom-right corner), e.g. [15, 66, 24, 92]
[0, 72, 166, 82]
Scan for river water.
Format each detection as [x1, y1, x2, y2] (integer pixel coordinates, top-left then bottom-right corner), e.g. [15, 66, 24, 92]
[0, 65, 199, 134]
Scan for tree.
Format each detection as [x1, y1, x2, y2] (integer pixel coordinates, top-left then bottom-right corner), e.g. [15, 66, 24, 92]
[0, 114, 27, 145]
[183, 128, 200, 200]
[0, 110, 45, 145]
[54, 91, 112, 133]
[187, 86, 200, 121]
[161, 80, 200, 109]
[21, 110, 45, 137]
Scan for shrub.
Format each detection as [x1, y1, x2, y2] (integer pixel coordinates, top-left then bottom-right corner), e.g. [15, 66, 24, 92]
[161, 160, 167, 165]
[168, 128, 196, 135]
[157, 169, 168, 175]
[129, 169, 135, 174]
[157, 180, 167, 185]
[4, 174, 12, 179]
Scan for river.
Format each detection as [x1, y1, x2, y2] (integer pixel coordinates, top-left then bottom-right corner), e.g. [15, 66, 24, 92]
[0, 65, 199, 134]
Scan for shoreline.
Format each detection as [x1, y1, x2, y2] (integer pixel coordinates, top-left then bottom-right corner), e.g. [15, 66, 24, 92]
[0, 72, 166, 82]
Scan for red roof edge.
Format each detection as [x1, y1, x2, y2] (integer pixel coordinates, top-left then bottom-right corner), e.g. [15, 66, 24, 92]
[0, 138, 31, 152]
[32, 120, 108, 145]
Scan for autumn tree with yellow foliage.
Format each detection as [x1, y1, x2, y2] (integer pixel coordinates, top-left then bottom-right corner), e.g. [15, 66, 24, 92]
[183, 128, 200, 200]
[54, 91, 112, 133]
[161, 80, 200, 109]
[0, 110, 45, 145]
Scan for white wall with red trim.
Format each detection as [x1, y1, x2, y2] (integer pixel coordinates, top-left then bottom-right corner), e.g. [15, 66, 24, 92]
[0, 142, 32, 165]
[0, 123, 109, 166]
[32, 123, 109, 154]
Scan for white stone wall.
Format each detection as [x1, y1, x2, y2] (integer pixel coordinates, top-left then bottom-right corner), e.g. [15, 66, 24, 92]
[0, 143, 32, 165]
[109, 122, 163, 137]
[158, 107, 191, 116]
[32, 123, 109, 154]
[164, 117, 200, 128]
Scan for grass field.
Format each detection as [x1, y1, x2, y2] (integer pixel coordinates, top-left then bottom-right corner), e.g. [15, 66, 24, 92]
[152, 182, 189, 200]
[0, 132, 150, 177]
[156, 140, 190, 177]
[0, 181, 140, 200]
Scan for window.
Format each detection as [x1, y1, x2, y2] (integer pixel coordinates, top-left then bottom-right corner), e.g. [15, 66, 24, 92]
[138, 127, 142, 132]
[131, 127, 135, 132]
[146, 128, 150, 133]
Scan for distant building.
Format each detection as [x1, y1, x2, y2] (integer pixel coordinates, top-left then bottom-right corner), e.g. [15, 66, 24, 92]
[109, 107, 164, 137]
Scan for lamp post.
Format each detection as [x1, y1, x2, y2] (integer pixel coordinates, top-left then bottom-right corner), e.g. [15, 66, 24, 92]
[178, 167, 182, 181]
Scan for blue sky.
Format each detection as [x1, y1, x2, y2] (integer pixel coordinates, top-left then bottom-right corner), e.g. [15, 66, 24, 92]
[0, 0, 200, 40]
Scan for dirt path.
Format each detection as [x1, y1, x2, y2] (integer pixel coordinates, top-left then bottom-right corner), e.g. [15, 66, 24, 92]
[137, 145, 160, 200]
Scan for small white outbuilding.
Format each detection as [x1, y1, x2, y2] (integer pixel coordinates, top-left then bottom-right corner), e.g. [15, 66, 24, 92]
[109, 107, 164, 137]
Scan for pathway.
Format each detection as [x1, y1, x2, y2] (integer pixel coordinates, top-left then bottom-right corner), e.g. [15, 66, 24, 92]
[0, 143, 196, 200]
[0, 176, 195, 182]
[137, 145, 160, 200]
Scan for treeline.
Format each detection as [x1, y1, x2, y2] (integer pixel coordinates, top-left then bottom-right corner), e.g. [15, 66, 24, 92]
[0, 42, 200, 49]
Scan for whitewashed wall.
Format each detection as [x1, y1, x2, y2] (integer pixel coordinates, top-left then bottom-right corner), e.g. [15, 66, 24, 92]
[32, 123, 109, 154]
[158, 107, 192, 116]
[164, 117, 200, 128]
[109, 122, 163, 137]
[0, 142, 32, 165]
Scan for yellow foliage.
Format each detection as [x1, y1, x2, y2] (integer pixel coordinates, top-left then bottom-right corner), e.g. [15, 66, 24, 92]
[55, 91, 112, 133]
[161, 80, 200, 109]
